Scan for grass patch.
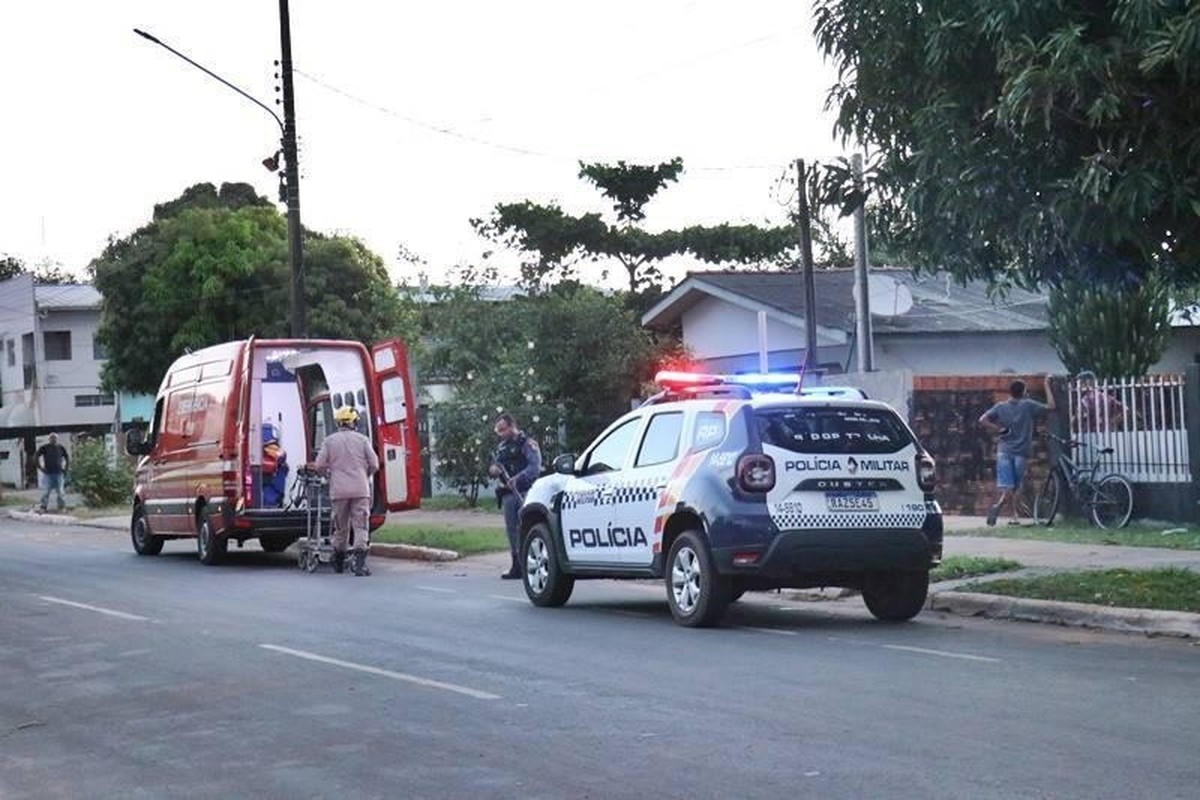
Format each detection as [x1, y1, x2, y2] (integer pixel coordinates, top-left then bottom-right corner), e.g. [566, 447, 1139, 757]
[419, 495, 503, 514]
[931, 555, 1022, 583]
[949, 521, 1200, 550]
[961, 568, 1200, 613]
[372, 525, 508, 555]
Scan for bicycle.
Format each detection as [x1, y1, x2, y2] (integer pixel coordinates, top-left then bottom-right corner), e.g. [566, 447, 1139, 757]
[1033, 433, 1134, 529]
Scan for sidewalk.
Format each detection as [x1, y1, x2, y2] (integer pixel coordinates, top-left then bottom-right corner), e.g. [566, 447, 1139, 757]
[7, 505, 1198, 636]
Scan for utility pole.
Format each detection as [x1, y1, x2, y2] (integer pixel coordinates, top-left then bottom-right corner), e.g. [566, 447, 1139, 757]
[133, 18, 306, 337]
[795, 159, 819, 378]
[852, 153, 873, 371]
[278, 0, 305, 338]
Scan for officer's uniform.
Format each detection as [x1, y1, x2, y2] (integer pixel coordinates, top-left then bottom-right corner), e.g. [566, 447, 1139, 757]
[493, 432, 542, 573]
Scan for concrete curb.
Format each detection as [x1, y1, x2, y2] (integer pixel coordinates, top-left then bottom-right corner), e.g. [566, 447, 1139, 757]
[9, 509, 82, 526]
[370, 542, 459, 562]
[929, 590, 1200, 639]
[7, 509, 125, 531]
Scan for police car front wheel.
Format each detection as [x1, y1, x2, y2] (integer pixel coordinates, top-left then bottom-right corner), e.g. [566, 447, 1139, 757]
[522, 523, 574, 607]
[666, 531, 731, 628]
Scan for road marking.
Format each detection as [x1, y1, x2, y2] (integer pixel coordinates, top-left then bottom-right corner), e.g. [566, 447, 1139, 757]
[259, 644, 501, 701]
[36, 595, 151, 622]
[738, 626, 798, 637]
[414, 585, 457, 594]
[488, 594, 527, 603]
[881, 645, 999, 663]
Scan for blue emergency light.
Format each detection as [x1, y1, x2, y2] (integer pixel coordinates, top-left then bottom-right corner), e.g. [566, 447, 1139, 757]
[652, 370, 867, 400]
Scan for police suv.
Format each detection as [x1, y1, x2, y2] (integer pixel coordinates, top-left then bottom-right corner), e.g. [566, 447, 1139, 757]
[517, 372, 943, 627]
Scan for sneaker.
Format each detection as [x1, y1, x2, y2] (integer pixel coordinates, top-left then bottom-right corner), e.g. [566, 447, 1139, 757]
[1007, 519, 1022, 527]
[985, 504, 1000, 527]
[500, 569, 520, 580]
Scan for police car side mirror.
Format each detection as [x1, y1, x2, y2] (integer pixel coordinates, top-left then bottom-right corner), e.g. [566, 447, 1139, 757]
[553, 453, 577, 476]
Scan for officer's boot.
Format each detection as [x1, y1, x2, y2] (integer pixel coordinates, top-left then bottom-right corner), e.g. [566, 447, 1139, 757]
[353, 550, 371, 577]
[332, 549, 346, 574]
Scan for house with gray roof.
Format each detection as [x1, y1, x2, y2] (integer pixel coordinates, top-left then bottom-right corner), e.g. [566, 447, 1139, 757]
[0, 274, 118, 486]
[641, 269, 1200, 376]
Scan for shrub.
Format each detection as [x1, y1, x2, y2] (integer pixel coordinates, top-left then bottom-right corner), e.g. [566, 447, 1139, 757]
[69, 439, 133, 507]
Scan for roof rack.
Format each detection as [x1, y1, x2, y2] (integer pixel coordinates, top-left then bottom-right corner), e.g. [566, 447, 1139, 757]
[640, 384, 753, 407]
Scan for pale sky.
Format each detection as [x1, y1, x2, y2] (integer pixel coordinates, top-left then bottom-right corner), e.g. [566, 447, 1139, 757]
[0, 1, 847, 289]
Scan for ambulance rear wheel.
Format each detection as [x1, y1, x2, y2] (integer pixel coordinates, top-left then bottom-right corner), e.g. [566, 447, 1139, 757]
[197, 517, 226, 566]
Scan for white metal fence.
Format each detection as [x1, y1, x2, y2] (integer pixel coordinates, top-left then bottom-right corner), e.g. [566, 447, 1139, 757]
[1067, 374, 1190, 484]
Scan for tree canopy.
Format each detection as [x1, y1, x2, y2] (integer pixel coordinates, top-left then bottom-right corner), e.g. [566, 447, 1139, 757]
[812, 1, 1200, 289]
[411, 275, 679, 502]
[90, 182, 415, 394]
[0, 253, 74, 285]
[474, 159, 797, 292]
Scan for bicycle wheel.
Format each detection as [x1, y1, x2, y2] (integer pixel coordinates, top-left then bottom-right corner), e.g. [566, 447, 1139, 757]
[1033, 471, 1061, 526]
[1090, 474, 1133, 530]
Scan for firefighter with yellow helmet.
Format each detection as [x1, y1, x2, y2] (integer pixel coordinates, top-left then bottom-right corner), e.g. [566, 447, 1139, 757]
[311, 405, 379, 576]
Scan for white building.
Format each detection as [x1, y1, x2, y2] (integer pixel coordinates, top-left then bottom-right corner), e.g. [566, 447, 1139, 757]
[642, 269, 1200, 376]
[0, 274, 115, 486]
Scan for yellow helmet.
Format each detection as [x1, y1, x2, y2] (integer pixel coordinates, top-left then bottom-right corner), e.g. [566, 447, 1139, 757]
[334, 405, 359, 427]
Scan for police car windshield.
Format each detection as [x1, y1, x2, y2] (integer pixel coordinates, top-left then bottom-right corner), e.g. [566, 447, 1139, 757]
[756, 407, 912, 455]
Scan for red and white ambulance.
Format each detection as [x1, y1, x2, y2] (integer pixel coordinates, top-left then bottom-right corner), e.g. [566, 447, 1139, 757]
[125, 338, 419, 564]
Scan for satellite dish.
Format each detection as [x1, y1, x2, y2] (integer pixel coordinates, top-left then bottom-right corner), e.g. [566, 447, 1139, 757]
[852, 273, 914, 317]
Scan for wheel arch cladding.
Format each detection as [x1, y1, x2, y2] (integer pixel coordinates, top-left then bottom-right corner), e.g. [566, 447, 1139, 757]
[661, 509, 705, 558]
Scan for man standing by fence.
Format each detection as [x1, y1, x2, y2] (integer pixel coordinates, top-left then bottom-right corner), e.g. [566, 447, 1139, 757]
[979, 376, 1057, 526]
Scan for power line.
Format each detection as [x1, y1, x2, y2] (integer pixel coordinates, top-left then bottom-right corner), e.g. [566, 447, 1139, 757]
[294, 67, 797, 174]
[294, 68, 559, 160]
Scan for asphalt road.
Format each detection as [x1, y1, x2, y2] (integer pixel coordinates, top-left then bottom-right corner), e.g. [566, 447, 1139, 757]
[2, 520, 1198, 800]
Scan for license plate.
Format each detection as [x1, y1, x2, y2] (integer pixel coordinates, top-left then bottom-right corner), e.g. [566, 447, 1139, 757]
[825, 491, 879, 512]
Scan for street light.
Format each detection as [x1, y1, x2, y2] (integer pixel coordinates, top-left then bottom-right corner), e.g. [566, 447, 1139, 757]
[133, 2, 306, 337]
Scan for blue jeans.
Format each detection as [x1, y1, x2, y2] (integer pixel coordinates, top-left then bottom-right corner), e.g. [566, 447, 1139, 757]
[40, 472, 65, 510]
[995, 454, 1028, 491]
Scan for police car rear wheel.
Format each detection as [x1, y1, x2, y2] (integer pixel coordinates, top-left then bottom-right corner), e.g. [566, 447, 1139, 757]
[523, 524, 574, 607]
[862, 570, 929, 622]
[666, 531, 731, 628]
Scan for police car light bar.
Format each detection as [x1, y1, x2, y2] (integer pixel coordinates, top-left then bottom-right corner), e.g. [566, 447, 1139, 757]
[655, 371, 804, 391]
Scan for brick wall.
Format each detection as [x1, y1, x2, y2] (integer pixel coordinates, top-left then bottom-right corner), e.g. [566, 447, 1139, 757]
[911, 375, 1054, 515]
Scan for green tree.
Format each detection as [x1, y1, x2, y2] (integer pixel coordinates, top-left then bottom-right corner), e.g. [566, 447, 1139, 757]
[474, 159, 796, 292]
[1047, 274, 1172, 378]
[415, 276, 673, 503]
[90, 182, 416, 393]
[813, 1, 1200, 288]
[0, 253, 75, 284]
[812, 1, 1200, 374]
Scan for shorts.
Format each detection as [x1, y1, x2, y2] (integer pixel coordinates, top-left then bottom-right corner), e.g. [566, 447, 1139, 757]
[995, 453, 1028, 490]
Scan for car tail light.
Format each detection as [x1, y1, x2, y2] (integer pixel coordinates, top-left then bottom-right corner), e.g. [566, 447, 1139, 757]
[917, 454, 937, 492]
[222, 460, 239, 501]
[737, 454, 775, 492]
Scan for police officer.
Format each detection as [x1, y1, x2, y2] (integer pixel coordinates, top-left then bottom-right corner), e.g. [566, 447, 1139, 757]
[311, 406, 379, 576]
[488, 413, 541, 579]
